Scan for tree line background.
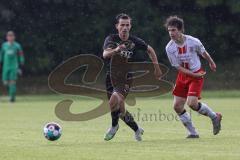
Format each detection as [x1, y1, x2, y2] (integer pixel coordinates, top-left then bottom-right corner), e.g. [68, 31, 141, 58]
[0, 0, 239, 92]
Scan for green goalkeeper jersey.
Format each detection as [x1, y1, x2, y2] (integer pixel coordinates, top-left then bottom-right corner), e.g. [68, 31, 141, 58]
[0, 41, 24, 69]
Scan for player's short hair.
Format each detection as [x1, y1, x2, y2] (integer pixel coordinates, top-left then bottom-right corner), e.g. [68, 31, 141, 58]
[7, 31, 15, 36]
[164, 16, 184, 32]
[115, 13, 132, 24]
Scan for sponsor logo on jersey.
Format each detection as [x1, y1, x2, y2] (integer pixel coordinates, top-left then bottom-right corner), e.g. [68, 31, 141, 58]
[119, 40, 135, 58]
[6, 49, 14, 55]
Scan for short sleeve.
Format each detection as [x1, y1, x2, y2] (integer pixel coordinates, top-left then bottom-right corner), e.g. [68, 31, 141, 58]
[103, 35, 117, 50]
[166, 47, 180, 68]
[133, 37, 148, 51]
[195, 39, 206, 55]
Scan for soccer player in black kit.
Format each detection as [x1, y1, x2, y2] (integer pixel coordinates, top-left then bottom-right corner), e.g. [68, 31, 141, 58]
[103, 13, 162, 141]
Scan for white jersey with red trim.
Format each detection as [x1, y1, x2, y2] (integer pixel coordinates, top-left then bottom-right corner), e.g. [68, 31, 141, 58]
[165, 35, 206, 72]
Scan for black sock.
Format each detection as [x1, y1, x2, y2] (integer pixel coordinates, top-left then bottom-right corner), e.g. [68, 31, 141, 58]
[197, 102, 202, 111]
[120, 110, 139, 132]
[111, 109, 120, 127]
[179, 109, 186, 115]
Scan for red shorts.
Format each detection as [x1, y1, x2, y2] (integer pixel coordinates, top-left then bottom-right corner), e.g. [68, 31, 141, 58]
[173, 69, 204, 99]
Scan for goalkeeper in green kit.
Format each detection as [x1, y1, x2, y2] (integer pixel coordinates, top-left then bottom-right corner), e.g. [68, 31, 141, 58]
[0, 31, 24, 102]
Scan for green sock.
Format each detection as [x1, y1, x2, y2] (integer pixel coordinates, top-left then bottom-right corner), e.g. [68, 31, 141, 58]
[9, 84, 16, 100]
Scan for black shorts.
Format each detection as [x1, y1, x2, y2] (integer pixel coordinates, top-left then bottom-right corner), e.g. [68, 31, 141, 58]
[105, 73, 132, 99]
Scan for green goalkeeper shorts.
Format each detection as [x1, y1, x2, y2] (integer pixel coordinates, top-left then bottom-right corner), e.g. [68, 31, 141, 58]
[2, 68, 17, 81]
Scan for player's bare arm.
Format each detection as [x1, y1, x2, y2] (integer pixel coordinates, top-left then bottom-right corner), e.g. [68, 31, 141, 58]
[103, 44, 126, 59]
[202, 51, 217, 72]
[147, 45, 162, 79]
[176, 66, 206, 78]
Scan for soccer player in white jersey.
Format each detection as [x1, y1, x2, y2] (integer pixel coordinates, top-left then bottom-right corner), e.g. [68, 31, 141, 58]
[164, 16, 222, 138]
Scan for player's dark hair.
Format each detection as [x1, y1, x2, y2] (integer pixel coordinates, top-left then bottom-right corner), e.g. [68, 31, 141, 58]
[164, 16, 184, 32]
[115, 13, 131, 24]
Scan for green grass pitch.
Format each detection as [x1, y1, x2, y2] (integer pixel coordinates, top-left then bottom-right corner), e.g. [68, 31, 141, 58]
[0, 91, 240, 160]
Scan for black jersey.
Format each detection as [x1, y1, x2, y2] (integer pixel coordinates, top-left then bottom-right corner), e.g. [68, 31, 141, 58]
[103, 34, 148, 97]
[103, 34, 148, 74]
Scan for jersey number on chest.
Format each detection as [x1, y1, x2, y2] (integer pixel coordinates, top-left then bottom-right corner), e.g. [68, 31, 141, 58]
[178, 46, 189, 69]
